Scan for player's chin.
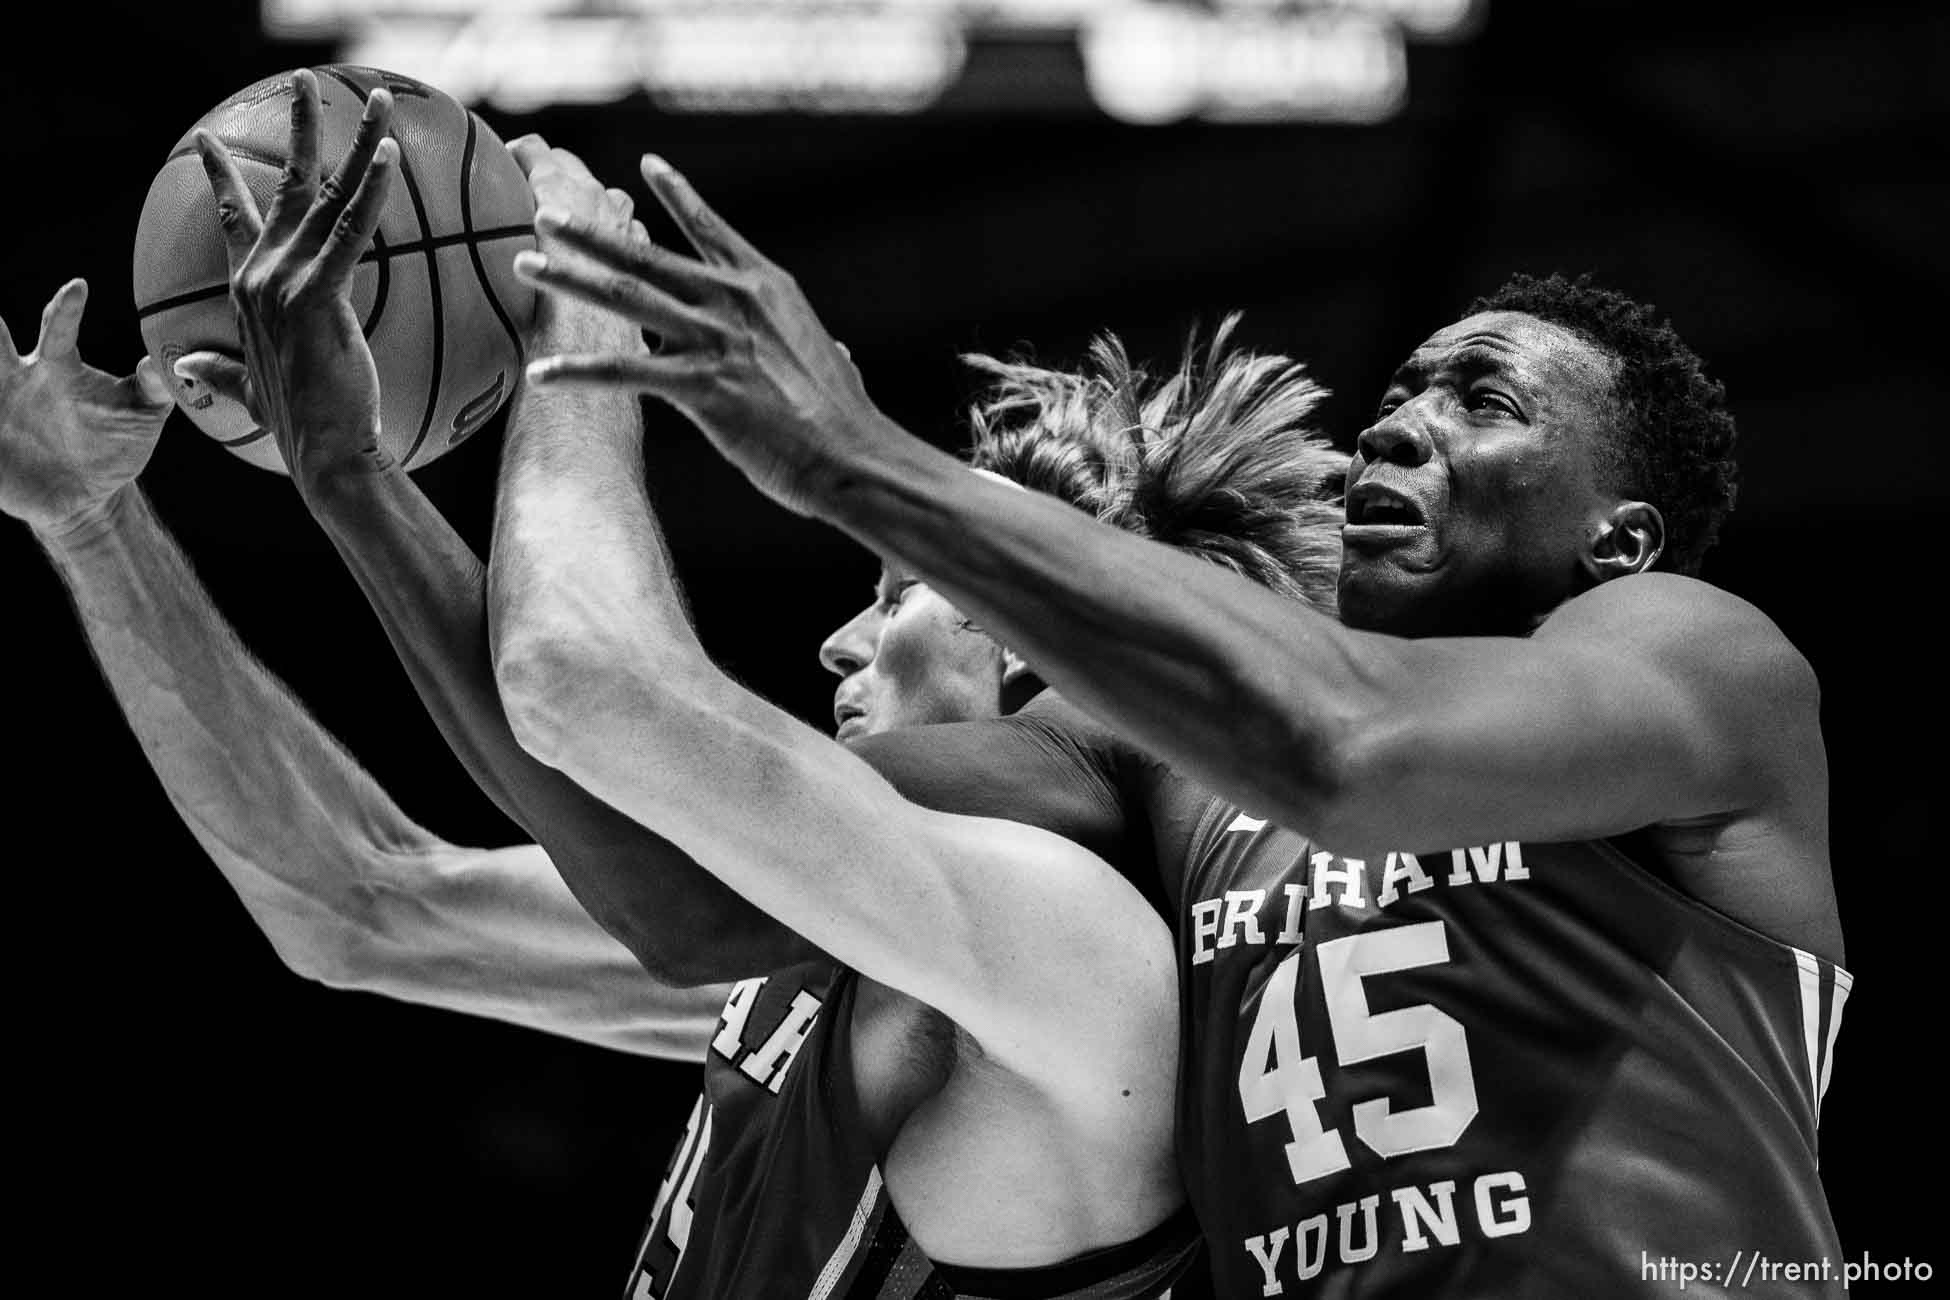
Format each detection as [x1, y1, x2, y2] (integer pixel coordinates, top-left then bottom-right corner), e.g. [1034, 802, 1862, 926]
[1335, 550, 1435, 633]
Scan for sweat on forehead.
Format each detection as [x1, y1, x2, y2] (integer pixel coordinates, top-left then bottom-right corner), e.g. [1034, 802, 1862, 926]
[1409, 312, 1621, 394]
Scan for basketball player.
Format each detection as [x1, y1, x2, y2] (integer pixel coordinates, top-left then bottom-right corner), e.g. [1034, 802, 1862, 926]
[81, 70, 1336, 1296]
[513, 157, 1850, 1295]
[0, 263, 1260, 1293]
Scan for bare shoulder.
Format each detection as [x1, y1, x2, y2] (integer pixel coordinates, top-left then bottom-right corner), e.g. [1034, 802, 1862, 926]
[1543, 574, 1826, 833]
[1544, 573, 1804, 664]
[1543, 573, 1819, 724]
[1554, 577, 1839, 958]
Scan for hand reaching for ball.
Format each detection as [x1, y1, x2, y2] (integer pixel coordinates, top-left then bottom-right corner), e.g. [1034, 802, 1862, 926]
[191, 68, 399, 494]
[0, 279, 175, 540]
[507, 134, 650, 356]
[516, 157, 881, 518]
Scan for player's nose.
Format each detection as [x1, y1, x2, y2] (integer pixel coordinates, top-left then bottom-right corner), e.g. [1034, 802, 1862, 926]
[1356, 403, 1435, 467]
[819, 605, 881, 677]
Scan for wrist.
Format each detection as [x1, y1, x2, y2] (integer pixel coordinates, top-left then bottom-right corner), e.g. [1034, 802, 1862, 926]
[507, 371, 645, 469]
[810, 410, 937, 522]
[528, 297, 647, 357]
[293, 440, 404, 514]
[33, 483, 140, 553]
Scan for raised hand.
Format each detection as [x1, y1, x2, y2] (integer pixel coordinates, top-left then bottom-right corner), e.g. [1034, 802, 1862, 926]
[0, 279, 175, 538]
[187, 68, 398, 494]
[513, 155, 883, 517]
[506, 135, 649, 355]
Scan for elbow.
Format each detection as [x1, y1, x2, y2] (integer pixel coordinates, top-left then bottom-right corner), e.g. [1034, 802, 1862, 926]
[256, 853, 432, 995]
[302, 932, 379, 993]
[1299, 734, 1378, 852]
[496, 625, 723, 775]
[1279, 716, 1415, 855]
[615, 929, 741, 989]
[494, 632, 592, 768]
[1255, 720, 1367, 846]
[259, 917, 378, 994]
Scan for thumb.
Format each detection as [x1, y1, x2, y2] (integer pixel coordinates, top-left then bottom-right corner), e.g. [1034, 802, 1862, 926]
[132, 355, 174, 407]
[508, 134, 548, 179]
[173, 350, 254, 411]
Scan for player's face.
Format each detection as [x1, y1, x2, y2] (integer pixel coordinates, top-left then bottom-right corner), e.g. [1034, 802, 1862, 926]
[1338, 311, 1621, 636]
[819, 563, 1010, 740]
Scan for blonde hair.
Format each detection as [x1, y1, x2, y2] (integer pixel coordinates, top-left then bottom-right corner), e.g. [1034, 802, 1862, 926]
[963, 315, 1344, 614]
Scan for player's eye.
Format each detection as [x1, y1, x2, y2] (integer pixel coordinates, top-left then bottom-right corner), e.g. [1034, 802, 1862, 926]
[1467, 389, 1516, 415]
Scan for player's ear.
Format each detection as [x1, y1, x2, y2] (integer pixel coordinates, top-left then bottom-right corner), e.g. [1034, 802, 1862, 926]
[1584, 500, 1664, 583]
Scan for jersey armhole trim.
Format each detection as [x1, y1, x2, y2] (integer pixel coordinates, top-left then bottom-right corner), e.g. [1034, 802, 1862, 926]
[1589, 836, 1852, 984]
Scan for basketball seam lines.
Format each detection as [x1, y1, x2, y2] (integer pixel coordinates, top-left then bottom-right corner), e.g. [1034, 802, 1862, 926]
[366, 228, 391, 340]
[134, 226, 530, 318]
[321, 65, 441, 468]
[461, 110, 528, 383]
[395, 145, 444, 466]
[153, 69, 513, 463]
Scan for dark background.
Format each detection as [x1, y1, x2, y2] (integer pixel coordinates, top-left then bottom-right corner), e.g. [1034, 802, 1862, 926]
[5, 1, 1944, 1293]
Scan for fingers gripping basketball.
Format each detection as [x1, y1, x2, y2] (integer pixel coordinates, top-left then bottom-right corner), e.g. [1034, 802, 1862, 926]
[132, 66, 537, 474]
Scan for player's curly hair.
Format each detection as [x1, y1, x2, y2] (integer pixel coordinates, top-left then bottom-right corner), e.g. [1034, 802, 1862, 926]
[1467, 272, 1739, 576]
[961, 315, 1345, 614]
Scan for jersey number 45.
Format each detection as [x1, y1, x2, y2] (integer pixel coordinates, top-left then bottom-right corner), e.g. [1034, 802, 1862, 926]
[1239, 920, 1478, 1185]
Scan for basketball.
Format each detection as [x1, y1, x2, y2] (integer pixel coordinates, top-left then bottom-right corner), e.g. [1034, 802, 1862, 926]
[132, 65, 537, 474]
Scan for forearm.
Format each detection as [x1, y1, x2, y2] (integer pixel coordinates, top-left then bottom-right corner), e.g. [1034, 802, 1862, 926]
[299, 450, 801, 984]
[520, 641, 1178, 1075]
[490, 349, 812, 975]
[820, 441, 1368, 828]
[303, 467, 522, 818]
[530, 666, 929, 988]
[493, 333, 1177, 1062]
[491, 308, 708, 731]
[37, 484, 440, 981]
[817, 445, 1777, 855]
[490, 425, 921, 969]
[35, 484, 733, 1052]
[491, 383, 698, 667]
[353, 841, 728, 1061]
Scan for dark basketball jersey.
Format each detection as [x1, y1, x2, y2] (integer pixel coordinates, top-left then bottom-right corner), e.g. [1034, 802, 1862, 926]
[625, 962, 1201, 1299]
[1166, 793, 1850, 1298]
[627, 959, 854, 1298]
[858, 693, 1850, 1297]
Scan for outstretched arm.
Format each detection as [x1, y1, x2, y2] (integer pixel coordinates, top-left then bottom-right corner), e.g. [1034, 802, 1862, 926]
[489, 306, 1176, 1101]
[807, 458, 1823, 855]
[515, 162, 1820, 858]
[0, 281, 722, 1060]
[188, 75, 815, 984]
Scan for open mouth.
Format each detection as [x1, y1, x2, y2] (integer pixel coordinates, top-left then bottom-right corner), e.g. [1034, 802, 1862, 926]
[1345, 481, 1428, 529]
